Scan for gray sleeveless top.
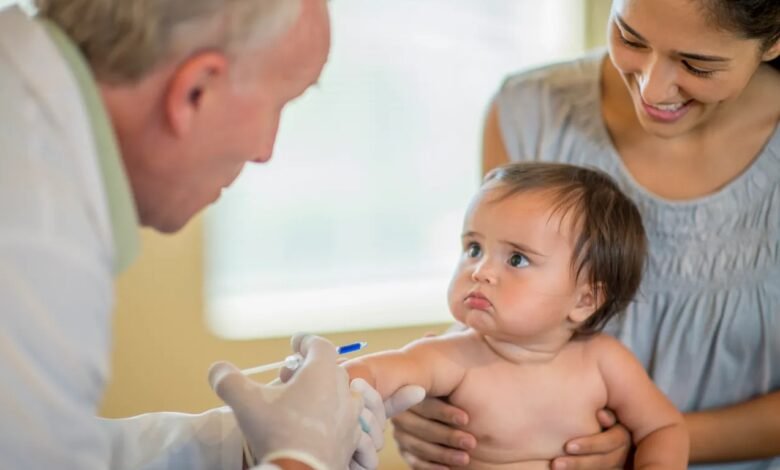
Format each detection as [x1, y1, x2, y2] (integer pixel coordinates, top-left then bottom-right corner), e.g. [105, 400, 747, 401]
[496, 52, 780, 469]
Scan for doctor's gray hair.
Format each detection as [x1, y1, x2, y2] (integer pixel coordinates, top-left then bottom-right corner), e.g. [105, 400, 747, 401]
[35, 0, 302, 84]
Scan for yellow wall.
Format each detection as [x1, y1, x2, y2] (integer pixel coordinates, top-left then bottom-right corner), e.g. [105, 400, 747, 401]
[100, 217, 446, 468]
[586, 0, 612, 49]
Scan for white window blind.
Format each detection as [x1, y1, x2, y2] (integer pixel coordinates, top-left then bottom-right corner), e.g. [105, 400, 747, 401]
[206, 0, 586, 339]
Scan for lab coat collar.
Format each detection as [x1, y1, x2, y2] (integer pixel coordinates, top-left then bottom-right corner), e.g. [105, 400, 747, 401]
[41, 16, 140, 275]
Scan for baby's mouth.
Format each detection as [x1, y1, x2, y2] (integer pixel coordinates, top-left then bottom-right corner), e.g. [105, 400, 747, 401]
[465, 292, 492, 310]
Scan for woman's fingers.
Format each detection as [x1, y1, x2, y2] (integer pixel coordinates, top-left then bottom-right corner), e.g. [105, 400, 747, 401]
[393, 428, 470, 468]
[551, 421, 631, 469]
[400, 450, 452, 470]
[551, 452, 625, 470]
[596, 408, 618, 429]
[564, 422, 630, 455]
[391, 402, 475, 450]
[411, 397, 469, 427]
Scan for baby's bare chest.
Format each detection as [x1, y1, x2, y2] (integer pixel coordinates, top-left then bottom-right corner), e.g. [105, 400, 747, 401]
[449, 355, 607, 463]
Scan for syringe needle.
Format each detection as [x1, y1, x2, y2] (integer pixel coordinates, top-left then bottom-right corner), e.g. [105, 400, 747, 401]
[240, 341, 367, 377]
[240, 359, 289, 376]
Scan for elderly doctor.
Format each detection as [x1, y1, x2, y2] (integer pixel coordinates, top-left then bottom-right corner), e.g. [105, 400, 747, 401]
[0, 0, 423, 469]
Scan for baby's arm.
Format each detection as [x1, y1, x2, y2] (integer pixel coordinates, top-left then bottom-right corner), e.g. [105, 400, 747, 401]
[594, 335, 689, 469]
[343, 336, 468, 401]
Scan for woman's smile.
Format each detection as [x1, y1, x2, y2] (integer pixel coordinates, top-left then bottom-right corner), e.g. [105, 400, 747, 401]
[640, 96, 694, 123]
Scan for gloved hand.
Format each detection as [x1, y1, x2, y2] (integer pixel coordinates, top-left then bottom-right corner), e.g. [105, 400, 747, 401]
[350, 380, 426, 470]
[209, 334, 363, 470]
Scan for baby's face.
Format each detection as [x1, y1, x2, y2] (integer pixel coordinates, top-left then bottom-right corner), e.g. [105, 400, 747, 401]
[448, 187, 590, 344]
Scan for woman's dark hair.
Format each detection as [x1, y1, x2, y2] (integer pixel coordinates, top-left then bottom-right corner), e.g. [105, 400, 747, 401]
[483, 162, 647, 337]
[701, 0, 780, 71]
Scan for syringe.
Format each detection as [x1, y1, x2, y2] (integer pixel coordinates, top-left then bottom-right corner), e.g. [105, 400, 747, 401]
[240, 341, 367, 376]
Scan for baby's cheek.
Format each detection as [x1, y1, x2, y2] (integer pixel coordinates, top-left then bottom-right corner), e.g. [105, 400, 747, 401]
[449, 299, 463, 321]
[446, 278, 461, 308]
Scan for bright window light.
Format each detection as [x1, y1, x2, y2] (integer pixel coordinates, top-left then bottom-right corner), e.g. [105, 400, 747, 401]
[0, 0, 35, 13]
[206, 0, 586, 339]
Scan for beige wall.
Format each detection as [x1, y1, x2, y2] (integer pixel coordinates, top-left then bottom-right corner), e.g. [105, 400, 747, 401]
[586, 0, 612, 49]
[100, 4, 612, 468]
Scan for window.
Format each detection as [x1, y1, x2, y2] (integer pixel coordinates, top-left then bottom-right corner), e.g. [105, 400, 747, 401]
[206, 0, 586, 339]
[0, 0, 34, 13]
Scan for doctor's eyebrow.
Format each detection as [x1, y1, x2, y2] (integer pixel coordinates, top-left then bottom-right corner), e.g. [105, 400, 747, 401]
[615, 14, 731, 63]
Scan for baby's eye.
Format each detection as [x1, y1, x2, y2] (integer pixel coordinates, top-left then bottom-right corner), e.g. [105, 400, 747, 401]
[466, 242, 481, 258]
[508, 253, 529, 268]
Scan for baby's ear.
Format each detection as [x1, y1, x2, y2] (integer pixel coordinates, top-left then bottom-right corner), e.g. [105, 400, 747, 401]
[568, 282, 605, 324]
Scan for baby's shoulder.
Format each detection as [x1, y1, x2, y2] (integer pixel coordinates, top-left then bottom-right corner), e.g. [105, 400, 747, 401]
[403, 328, 470, 348]
[403, 329, 487, 361]
[575, 334, 648, 381]
[577, 333, 633, 360]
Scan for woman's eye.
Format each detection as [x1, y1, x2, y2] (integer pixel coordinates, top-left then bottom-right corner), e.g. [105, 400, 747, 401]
[618, 33, 645, 50]
[509, 253, 529, 268]
[466, 243, 481, 258]
[682, 61, 716, 78]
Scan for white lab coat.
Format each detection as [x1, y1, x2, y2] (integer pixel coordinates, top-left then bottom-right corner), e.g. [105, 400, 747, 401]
[0, 7, 247, 469]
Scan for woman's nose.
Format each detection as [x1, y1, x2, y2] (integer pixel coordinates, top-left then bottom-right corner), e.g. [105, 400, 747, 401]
[638, 56, 680, 105]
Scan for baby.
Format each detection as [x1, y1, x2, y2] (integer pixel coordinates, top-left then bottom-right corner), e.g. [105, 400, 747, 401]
[345, 162, 688, 469]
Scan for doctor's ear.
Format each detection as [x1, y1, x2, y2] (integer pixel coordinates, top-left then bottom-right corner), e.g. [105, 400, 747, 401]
[568, 282, 605, 325]
[165, 51, 229, 136]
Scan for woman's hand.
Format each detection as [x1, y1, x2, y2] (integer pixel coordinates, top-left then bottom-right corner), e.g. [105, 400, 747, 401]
[551, 409, 632, 470]
[392, 403, 631, 470]
[391, 397, 476, 469]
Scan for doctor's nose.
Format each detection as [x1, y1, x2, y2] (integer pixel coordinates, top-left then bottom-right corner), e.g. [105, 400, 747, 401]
[471, 259, 497, 284]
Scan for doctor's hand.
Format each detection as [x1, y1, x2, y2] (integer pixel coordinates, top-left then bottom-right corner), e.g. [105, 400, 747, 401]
[209, 334, 363, 470]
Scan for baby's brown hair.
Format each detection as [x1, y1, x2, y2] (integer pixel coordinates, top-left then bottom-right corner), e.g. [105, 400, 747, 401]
[483, 162, 647, 336]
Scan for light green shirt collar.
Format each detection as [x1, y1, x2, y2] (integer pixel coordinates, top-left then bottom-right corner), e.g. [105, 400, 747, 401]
[42, 20, 140, 275]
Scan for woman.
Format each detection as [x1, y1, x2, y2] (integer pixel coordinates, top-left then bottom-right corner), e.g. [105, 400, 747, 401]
[392, 0, 780, 468]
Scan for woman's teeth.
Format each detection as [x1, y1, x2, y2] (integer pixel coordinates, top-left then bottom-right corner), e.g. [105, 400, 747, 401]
[652, 102, 686, 111]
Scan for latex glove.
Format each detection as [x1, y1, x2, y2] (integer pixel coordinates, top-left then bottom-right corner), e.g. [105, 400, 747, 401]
[350, 379, 426, 470]
[209, 334, 363, 470]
